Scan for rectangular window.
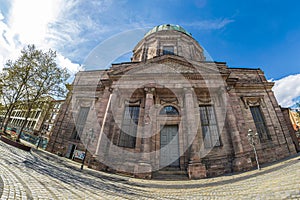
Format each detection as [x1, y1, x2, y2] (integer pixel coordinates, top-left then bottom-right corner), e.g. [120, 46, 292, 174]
[31, 121, 36, 129]
[250, 106, 271, 141]
[71, 107, 90, 140]
[118, 106, 140, 148]
[163, 46, 174, 55]
[199, 105, 221, 148]
[35, 111, 41, 119]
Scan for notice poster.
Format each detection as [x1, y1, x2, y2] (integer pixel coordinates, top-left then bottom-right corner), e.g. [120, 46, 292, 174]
[73, 150, 85, 160]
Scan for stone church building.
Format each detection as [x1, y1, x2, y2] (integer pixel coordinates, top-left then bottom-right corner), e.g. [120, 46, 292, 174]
[46, 24, 297, 179]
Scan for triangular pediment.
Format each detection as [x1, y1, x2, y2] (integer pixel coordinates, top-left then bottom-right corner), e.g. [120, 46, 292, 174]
[108, 55, 221, 78]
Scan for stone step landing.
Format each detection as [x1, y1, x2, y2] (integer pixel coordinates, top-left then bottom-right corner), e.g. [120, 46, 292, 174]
[152, 168, 188, 180]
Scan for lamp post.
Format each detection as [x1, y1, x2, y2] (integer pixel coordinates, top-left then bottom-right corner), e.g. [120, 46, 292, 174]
[81, 128, 94, 170]
[247, 129, 260, 170]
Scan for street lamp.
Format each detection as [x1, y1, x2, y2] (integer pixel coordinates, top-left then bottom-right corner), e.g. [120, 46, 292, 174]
[247, 129, 260, 170]
[81, 128, 94, 170]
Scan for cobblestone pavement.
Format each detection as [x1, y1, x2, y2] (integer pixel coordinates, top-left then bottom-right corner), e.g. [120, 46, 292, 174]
[0, 140, 300, 200]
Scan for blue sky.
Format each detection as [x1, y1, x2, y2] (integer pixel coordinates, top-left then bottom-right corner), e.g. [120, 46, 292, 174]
[0, 0, 299, 107]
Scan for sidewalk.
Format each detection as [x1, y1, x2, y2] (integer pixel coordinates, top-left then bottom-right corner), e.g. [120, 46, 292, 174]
[30, 144, 300, 188]
[1, 139, 300, 199]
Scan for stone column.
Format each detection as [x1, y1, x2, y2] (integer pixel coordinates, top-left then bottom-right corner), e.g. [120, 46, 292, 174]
[227, 89, 253, 172]
[134, 87, 154, 179]
[103, 88, 118, 157]
[184, 88, 207, 179]
[266, 89, 297, 155]
[95, 87, 113, 159]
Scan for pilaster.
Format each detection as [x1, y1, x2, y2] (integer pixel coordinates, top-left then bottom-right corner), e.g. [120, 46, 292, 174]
[134, 87, 154, 179]
[184, 87, 207, 179]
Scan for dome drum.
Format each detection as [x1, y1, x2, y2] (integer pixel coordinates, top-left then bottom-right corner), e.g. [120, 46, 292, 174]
[132, 24, 205, 62]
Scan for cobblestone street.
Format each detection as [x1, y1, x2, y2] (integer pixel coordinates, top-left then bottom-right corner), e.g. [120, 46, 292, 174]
[0, 140, 299, 200]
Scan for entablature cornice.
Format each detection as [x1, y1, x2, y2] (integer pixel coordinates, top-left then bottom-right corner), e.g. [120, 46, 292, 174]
[233, 82, 274, 90]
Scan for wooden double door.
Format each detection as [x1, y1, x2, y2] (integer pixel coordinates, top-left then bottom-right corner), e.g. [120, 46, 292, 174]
[160, 125, 180, 167]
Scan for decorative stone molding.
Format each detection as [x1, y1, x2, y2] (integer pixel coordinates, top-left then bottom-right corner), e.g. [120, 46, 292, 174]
[217, 86, 226, 107]
[74, 96, 97, 109]
[160, 98, 178, 105]
[124, 99, 141, 106]
[108, 87, 114, 93]
[144, 87, 155, 94]
[183, 87, 194, 93]
[241, 96, 265, 109]
[198, 91, 211, 104]
[74, 96, 99, 100]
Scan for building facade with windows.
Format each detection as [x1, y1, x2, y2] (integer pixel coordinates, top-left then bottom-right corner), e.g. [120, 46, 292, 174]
[281, 107, 300, 151]
[46, 24, 297, 179]
[289, 109, 300, 131]
[0, 97, 64, 147]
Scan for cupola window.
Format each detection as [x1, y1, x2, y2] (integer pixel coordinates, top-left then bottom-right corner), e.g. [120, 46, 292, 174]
[163, 46, 174, 55]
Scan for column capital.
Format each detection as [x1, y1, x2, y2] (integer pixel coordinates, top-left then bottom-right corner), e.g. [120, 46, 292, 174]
[144, 87, 155, 94]
[108, 87, 114, 93]
[183, 87, 194, 94]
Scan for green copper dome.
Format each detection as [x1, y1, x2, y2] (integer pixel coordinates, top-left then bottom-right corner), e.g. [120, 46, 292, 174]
[144, 24, 192, 37]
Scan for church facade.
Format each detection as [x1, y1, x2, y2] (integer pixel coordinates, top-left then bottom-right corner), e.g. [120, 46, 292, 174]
[46, 24, 297, 179]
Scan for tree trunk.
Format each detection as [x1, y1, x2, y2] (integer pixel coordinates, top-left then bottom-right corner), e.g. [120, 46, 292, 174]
[17, 105, 32, 142]
[1, 108, 9, 130]
[3, 104, 15, 133]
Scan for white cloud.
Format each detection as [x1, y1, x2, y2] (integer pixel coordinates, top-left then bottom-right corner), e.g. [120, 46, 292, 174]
[8, 0, 62, 45]
[56, 53, 83, 75]
[272, 74, 300, 107]
[0, 11, 3, 20]
[182, 18, 234, 30]
[0, 9, 16, 63]
[0, 0, 83, 75]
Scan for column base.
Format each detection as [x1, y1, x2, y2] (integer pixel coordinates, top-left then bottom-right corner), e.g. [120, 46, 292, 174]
[134, 162, 152, 179]
[232, 156, 253, 172]
[187, 162, 207, 179]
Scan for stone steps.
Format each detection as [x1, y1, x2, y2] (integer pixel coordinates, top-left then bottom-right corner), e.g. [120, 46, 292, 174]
[152, 168, 189, 180]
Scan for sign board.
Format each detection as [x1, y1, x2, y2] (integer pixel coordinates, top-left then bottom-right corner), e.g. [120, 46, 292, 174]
[73, 150, 85, 160]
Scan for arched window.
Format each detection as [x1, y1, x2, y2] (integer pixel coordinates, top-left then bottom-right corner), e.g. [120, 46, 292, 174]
[159, 106, 179, 115]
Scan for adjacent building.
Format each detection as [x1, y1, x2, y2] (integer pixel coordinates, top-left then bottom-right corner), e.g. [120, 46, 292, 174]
[289, 109, 300, 131]
[46, 24, 298, 179]
[0, 97, 64, 148]
[281, 107, 300, 151]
